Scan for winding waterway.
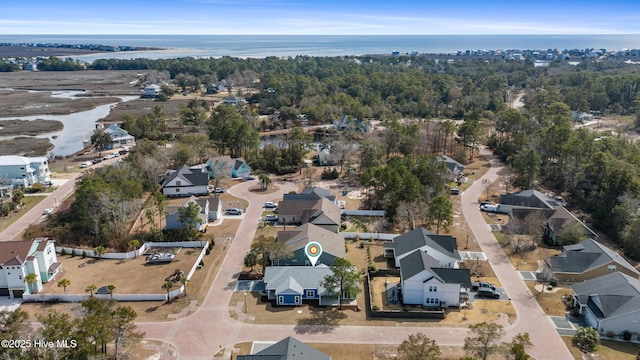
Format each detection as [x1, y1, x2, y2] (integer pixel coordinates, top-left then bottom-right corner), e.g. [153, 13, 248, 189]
[0, 91, 138, 157]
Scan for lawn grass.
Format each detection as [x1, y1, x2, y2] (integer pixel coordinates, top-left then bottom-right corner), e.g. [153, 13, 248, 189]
[0, 195, 47, 233]
[561, 336, 640, 360]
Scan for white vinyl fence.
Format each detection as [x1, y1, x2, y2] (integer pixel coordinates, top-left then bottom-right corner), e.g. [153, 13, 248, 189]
[30, 241, 208, 303]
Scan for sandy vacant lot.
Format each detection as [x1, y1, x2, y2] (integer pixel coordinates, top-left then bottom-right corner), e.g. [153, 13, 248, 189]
[43, 249, 202, 296]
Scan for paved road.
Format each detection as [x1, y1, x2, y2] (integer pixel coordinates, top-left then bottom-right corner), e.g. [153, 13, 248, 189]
[137, 156, 573, 360]
[461, 148, 573, 360]
[0, 156, 121, 241]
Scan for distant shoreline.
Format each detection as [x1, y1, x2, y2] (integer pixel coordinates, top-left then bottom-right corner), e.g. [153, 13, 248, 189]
[0, 45, 165, 58]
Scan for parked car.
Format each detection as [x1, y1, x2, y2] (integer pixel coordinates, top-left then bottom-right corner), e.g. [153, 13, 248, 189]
[450, 187, 460, 195]
[80, 161, 93, 168]
[476, 287, 500, 299]
[472, 281, 496, 291]
[92, 158, 103, 164]
[103, 154, 115, 160]
[264, 215, 278, 222]
[244, 176, 256, 181]
[43, 208, 53, 215]
[214, 187, 226, 193]
[480, 204, 499, 213]
[225, 208, 242, 215]
[118, 149, 129, 155]
[264, 201, 278, 208]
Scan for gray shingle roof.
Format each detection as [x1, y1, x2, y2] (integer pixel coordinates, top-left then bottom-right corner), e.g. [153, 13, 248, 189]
[399, 249, 471, 287]
[499, 189, 561, 209]
[164, 164, 209, 187]
[237, 336, 330, 360]
[571, 272, 640, 320]
[548, 238, 639, 275]
[384, 227, 460, 260]
[263, 266, 333, 296]
[277, 223, 345, 258]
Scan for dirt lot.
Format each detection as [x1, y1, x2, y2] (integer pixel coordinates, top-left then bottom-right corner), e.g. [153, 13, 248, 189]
[42, 250, 202, 296]
[233, 341, 469, 360]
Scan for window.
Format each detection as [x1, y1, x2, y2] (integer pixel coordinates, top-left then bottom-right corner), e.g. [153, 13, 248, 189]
[608, 265, 617, 272]
[294, 296, 300, 303]
[278, 296, 284, 304]
[176, 181, 182, 186]
[306, 290, 315, 298]
[428, 285, 438, 292]
[175, 188, 180, 193]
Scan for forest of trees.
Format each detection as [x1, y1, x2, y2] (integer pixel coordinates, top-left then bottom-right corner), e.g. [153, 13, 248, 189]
[14, 53, 640, 258]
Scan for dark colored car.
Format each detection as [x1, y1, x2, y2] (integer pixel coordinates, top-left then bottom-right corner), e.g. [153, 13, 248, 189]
[92, 158, 103, 164]
[476, 287, 500, 299]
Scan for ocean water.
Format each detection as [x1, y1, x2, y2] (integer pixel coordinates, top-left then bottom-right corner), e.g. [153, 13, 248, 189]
[2, 34, 640, 60]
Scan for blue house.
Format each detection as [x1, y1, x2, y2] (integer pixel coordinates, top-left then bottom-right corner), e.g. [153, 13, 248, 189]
[205, 156, 251, 179]
[263, 266, 356, 306]
[101, 124, 136, 149]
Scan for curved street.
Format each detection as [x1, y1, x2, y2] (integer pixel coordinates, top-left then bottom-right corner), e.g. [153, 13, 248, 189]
[136, 152, 573, 360]
[0, 155, 572, 359]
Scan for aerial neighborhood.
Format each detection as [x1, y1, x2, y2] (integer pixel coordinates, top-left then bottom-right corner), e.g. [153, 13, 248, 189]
[2, 47, 640, 360]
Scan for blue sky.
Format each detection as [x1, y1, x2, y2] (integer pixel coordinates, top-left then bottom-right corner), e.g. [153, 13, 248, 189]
[3, 0, 640, 35]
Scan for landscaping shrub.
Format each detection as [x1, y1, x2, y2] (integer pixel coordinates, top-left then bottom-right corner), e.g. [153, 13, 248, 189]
[81, 251, 87, 258]
[372, 305, 380, 311]
[60, 248, 67, 256]
[623, 330, 632, 341]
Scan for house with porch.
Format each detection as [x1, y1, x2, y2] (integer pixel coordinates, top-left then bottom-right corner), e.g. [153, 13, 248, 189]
[399, 249, 471, 308]
[0, 155, 51, 188]
[0, 238, 60, 298]
[165, 196, 221, 232]
[263, 265, 357, 306]
[334, 115, 372, 133]
[141, 84, 161, 98]
[543, 206, 597, 245]
[162, 165, 209, 197]
[542, 238, 639, 283]
[384, 227, 462, 268]
[237, 336, 331, 360]
[204, 156, 251, 179]
[275, 223, 345, 266]
[101, 123, 136, 149]
[316, 148, 341, 166]
[438, 155, 465, 182]
[570, 272, 640, 336]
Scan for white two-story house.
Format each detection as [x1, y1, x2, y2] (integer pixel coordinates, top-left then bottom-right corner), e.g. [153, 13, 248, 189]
[0, 238, 60, 298]
[0, 155, 51, 188]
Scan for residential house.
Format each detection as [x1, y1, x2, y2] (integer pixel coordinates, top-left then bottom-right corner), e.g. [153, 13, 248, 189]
[571, 110, 594, 123]
[221, 96, 245, 106]
[315, 148, 341, 166]
[206, 80, 226, 94]
[141, 84, 162, 98]
[278, 197, 341, 233]
[165, 196, 221, 231]
[334, 115, 372, 133]
[543, 206, 597, 245]
[0, 155, 51, 188]
[205, 156, 251, 179]
[438, 155, 465, 182]
[384, 227, 462, 268]
[543, 238, 639, 282]
[263, 265, 357, 306]
[0, 238, 60, 298]
[399, 249, 471, 308]
[276, 223, 345, 266]
[162, 165, 209, 197]
[237, 336, 331, 360]
[570, 272, 640, 336]
[101, 123, 136, 149]
[499, 189, 563, 210]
